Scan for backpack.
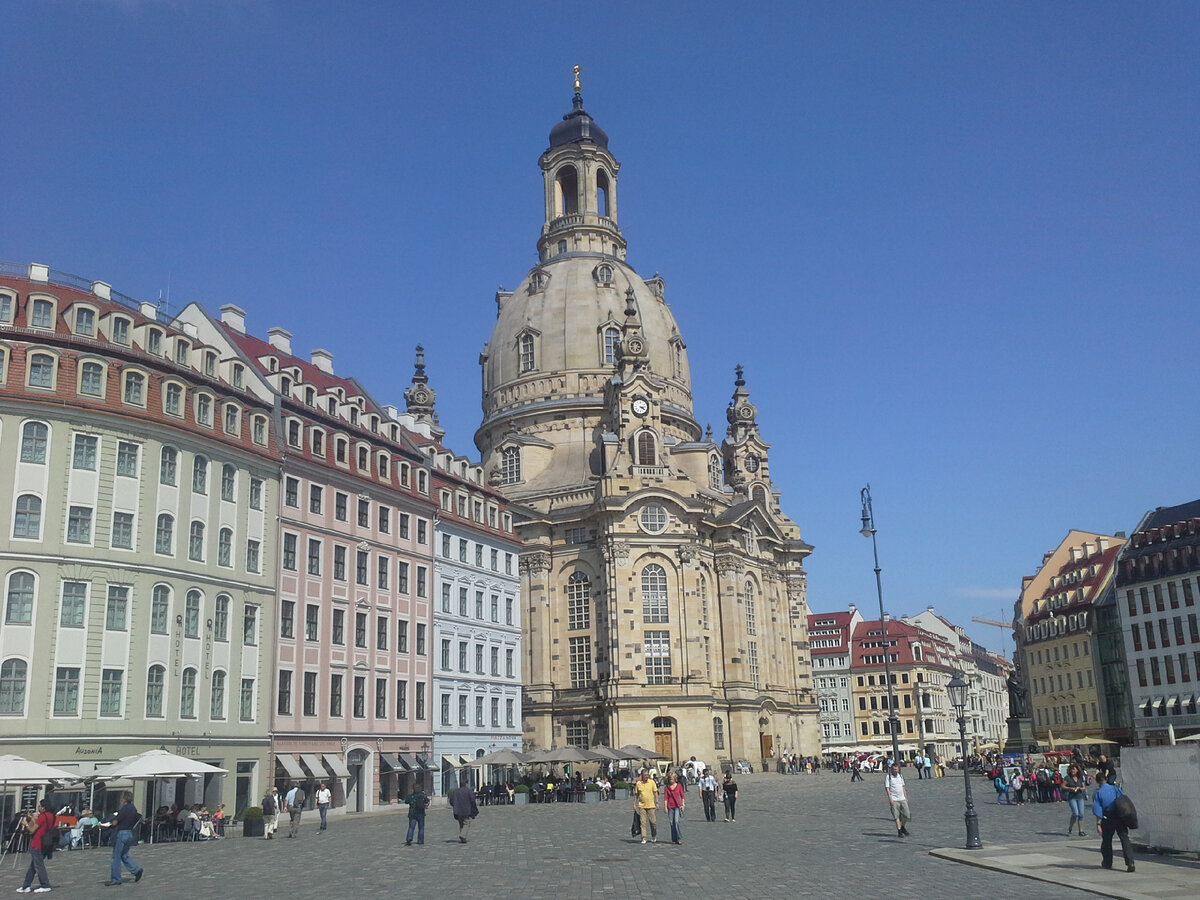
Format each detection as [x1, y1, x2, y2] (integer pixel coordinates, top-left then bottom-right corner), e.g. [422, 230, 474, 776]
[292, 788, 306, 810]
[1036, 769, 1050, 785]
[1111, 793, 1138, 829]
[262, 795, 276, 815]
[42, 827, 60, 858]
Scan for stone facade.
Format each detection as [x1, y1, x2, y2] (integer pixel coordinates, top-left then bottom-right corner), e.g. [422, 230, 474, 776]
[474, 87, 819, 767]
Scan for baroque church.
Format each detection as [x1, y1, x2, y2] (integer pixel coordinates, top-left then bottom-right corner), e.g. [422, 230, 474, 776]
[472, 76, 820, 766]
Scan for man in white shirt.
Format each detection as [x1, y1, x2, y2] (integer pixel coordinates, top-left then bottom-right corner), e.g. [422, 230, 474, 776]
[884, 764, 910, 837]
[698, 769, 719, 822]
[315, 783, 332, 833]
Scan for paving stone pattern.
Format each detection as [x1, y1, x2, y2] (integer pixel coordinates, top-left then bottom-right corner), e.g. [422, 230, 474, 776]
[6, 772, 1109, 899]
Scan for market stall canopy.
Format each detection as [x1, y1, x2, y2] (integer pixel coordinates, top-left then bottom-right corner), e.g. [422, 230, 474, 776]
[99, 749, 227, 780]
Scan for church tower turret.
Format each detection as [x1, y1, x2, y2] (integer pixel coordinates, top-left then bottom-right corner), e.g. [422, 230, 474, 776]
[403, 344, 444, 439]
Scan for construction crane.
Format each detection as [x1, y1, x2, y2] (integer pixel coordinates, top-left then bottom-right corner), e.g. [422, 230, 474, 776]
[971, 616, 1014, 657]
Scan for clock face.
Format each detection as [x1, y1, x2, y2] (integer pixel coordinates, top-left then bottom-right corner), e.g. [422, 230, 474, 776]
[744, 454, 759, 472]
[631, 397, 649, 417]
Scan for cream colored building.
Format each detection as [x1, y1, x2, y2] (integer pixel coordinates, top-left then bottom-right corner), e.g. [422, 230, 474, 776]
[474, 85, 820, 767]
[1015, 530, 1124, 745]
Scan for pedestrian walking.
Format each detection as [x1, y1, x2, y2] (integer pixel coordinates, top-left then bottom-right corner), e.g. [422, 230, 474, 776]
[105, 791, 145, 887]
[17, 798, 55, 893]
[261, 787, 279, 839]
[403, 785, 429, 845]
[924, 755, 934, 780]
[850, 760, 864, 782]
[993, 772, 1010, 804]
[634, 768, 659, 843]
[284, 782, 306, 838]
[315, 783, 332, 833]
[664, 771, 685, 844]
[447, 776, 478, 843]
[720, 771, 739, 822]
[698, 769, 718, 822]
[1063, 764, 1088, 836]
[884, 764, 911, 837]
[1092, 773, 1135, 872]
[913, 752, 925, 779]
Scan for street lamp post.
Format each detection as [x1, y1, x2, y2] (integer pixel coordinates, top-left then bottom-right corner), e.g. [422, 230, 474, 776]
[860, 485, 901, 767]
[947, 671, 983, 850]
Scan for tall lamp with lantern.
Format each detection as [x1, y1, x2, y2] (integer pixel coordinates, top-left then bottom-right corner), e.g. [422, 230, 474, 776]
[947, 671, 983, 849]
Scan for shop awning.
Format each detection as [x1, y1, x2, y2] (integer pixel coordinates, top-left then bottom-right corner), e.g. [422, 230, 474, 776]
[276, 754, 306, 780]
[1152, 696, 1166, 711]
[415, 754, 439, 772]
[300, 754, 329, 778]
[379, 753, 404, 772]
[441, 754, 465, 769]
[460, 755, 476, 766]
[395, 754, 417, 771]
[1167, 696, 1181, 711]
[323, 754, 351, 778]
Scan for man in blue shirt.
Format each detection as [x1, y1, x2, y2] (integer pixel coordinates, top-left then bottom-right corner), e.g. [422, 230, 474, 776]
[105, 791, 145, 886]
[1092, 773, 1134, 872]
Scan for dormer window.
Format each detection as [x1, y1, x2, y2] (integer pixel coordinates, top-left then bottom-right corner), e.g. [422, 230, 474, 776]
[349, 407, 358, 426]
[111, 317, 130, 345]
[231, 363, 244, 388]
[399, 463, 410, 487]
[311, 429, 325, 456]
[519, 333, 535, 372]
[175, 340, 190, 365]
[74, 307, 95, 336]
[357, 446, 368, 470]
[195, 393, 212, 426]
[287, 420, 301, 448]
[305, 387, 315, 406]
[378, 453, 389, 479]
[327, 397, 337, 415]
[267, 357, 277, 373]
[0, 291, 14, 322]
[30, 297, 54, 329]
[370, 415, 379, 433]
[280, 376, 291, 397]
[595, 264, 613, 285]
[335, 437, 348, 464]
[204, 352, 217, 377]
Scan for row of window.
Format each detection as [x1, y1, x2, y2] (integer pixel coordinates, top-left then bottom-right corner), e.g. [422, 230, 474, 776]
[438, 693, 518, 729]
[438, 639, 517, 678]
[1035, 702, 1100, 727]
[283, 416, 423, 490]
[439, 535, 514, 573]
[276, 671, 426, 721]
[278, 602, 427, 653]
[0, 291, 231, 378]
[512, 323, 686, 380]
[1129, 614, 1199, 653]
[439, 584, 516, 625]
[3, 573, 259, 643]
[1134, 651, 1200, 688]
[281, 535, 426, 594]
[0, 659, 256, 722]
[283, 480, 427, 540]
[6, 354, 267, 439]
[1126, 580, 1197, 617]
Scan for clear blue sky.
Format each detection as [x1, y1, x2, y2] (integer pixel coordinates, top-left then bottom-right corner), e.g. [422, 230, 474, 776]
[5, 2, 1198, 655]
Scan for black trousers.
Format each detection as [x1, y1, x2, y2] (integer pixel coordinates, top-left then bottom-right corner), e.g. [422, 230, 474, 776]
[1100, 818, 1133, 868]
[701, 790, 716, 822]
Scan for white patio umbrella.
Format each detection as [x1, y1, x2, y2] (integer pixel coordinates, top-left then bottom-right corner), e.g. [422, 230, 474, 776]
[0, 756, 80, 859]
[96, 750, 227, 843]
[473, 748, 529, 766]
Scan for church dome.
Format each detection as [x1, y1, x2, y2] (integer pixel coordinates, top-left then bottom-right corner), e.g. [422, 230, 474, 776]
[549, 94, 609, 149]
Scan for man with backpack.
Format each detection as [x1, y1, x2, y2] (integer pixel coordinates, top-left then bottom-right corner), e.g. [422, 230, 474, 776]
[1092, 773, 1135, 873]
[284, 782, 307, 838]
[403, 786, 429, 846]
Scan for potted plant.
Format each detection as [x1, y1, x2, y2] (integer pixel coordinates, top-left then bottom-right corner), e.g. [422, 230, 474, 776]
[583, 783, 601, 803]
[240, 806, 265, 838]
[513, 784, 531, 805]
[612, 780, 631, 801]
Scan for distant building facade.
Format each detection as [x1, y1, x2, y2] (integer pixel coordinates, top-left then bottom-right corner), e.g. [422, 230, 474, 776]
[1115, 500, 1200, 744]
[809, 608, 862, 754]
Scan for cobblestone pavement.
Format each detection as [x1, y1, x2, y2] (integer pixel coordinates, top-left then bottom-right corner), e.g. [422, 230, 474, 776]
[3, 771, 1131, 899]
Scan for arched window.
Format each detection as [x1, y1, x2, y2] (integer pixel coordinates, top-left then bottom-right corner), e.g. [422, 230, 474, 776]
[913, 645, 923, 662]
[160, 447, 178, 485]
[500, 447, 521, 484]
[185, 590, 201, 637]
[150, 586, 170, 634]
[566, 572, 590, 630]
[12, 495, 42, 539]
[188, 521, 205, 561]
[20, 422, 48, 463]
[652, 716, 675, 728]
[155, 514, 174, 555]
[673, 343, 683, 379]
[744, 581, 757, 635]
[709, 454, 722, 489]
[27, 352, 55, 388]
[180, 668, 197, 719]
[556, 165, 578, 216]
[597, 170, 610, 218]
[0, 659, 28, 715]
[192, 456, 208, 493]
[713, 716, 725, 750]
[210, 670, 226, 720]
[518, 333, 535, 372]
[698, 575, 709, 629]
[636, 432, 656, 466]
[218, 527, 233, 567]
[5, 573, 35, 624]
[603, 326, 620, 364]
[145, 665, 165, 718]
[221, 464, 236, 501]
[642, 564, 668, 623]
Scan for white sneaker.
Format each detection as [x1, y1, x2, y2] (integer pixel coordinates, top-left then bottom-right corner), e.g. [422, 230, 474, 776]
[640, 838, 646, 844]
[16, 889, 32, 895]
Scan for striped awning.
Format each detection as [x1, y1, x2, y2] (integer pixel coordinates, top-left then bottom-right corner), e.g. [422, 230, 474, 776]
[300, 754, 328, 778]
[379, 753, 404, 772]
[395, 754, 417, 771]
[276, 754, 306, 780]
[323, 754, 351, 778]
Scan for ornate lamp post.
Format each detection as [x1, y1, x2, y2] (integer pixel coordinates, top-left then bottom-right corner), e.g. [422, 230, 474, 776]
[947, 671, 983, 849]
[860, 485, 901, 766]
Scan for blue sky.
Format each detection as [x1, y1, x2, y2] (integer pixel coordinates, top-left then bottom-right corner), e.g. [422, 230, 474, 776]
[4, 2, 1198, 655]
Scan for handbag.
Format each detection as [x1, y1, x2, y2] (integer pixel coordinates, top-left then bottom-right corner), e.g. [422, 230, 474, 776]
[631, 811, 642, 837]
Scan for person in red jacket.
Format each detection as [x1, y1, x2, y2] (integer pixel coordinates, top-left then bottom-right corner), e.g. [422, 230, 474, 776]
[664, 771, 686, 844]
[18, 797, 55, 893]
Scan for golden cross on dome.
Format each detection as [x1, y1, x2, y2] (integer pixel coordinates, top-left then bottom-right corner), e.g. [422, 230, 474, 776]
[573, 65, 581, 94]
